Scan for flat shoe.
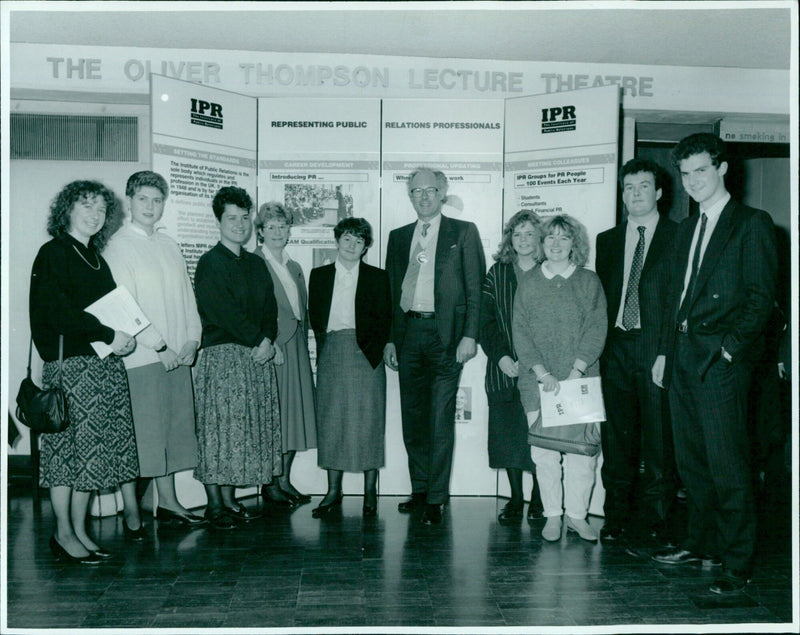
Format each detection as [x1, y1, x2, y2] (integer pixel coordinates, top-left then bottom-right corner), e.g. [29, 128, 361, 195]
[710, 573, 750, 595]
[542, 516, 562, 541]
[363, 504, 377, 517]
[398, 493, 426, 513]
[156, 507, 209, 527]
[204, 508, 237, 530]
[261, 485, 296, 509]
[498, 501, 524, 525]
[123, 518, 146, 541]
[566, 517, 598, 542]
[224, 503, 259, 523]
[281, 488, 312, 505]
[312, 494, 343, 518]
[527, 503, 544, 521]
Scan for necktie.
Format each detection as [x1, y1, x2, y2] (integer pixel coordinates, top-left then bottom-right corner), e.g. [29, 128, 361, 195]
[677, 213, 708, 323]
[622, 225, 646, 330]
[399, 223, 430, 312]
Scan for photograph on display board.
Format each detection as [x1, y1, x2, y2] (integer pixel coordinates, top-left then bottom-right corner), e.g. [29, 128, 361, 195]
[455, 386, 473, 423]
[283, 183, 354, 226]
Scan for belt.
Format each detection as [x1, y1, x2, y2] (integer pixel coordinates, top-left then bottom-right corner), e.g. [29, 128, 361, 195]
[613, 326, 641, 337]
[676, 321, 688, 334]
[407, 310, 435, 319]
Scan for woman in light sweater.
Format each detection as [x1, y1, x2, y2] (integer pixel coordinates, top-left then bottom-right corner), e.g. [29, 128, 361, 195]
[104, 171, 207, 532]
[513, 214, 607, 543]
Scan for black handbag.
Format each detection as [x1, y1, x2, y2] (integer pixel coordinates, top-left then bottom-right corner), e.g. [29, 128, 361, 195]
[15, 335, 69, 434]
[528, 413, 601, 457]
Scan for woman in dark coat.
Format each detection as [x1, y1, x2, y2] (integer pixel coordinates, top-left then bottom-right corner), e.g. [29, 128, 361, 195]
[480, 210, 543, 524]
[308, 218, 392, 517]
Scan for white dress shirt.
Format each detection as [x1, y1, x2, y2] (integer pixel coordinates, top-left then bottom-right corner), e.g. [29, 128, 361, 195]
[327, 258, 359, 331]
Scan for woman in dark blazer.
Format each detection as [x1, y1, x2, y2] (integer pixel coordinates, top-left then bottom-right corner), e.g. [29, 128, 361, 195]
[308, 218, 392, 517]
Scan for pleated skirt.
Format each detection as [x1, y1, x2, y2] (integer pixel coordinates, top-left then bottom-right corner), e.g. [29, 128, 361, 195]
[39, 355, 139, 490]
[193, 343, 282, 486]
[316, 329, 385, 472]
[275, 328, 317, 453]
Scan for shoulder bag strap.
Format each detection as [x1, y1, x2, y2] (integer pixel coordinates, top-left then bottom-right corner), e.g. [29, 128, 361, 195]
[26, 337, 34, 379]
[58, 334, 64, 389]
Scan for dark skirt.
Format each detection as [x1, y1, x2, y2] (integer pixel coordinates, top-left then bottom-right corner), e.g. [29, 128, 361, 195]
[126, 363, 197, 477]
[488, 389, 535, 471]
[39, 355, 139, 490]
[193, 343, 282, 486]
[275, 327, 317, 453]
[316, 329, 386, 472]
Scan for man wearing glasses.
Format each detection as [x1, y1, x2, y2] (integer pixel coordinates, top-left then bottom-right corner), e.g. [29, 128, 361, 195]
[384, 167, 485, 525]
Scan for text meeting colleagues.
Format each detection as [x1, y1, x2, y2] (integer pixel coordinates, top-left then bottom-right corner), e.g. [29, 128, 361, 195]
[29, 139, 778, 597]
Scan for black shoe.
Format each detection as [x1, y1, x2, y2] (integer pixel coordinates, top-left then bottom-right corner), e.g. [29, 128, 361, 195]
[710, 571, 751, 595]
[49, 536, 102, 565]
[312, 494, 343, 518]
[527, 502, 544, 521]
[89, 547, 114, 559]
[281, 488, 312, 505]
[224, 503, 260, 523]
[398, 493, 426, 513]
[123, 518, 146, 542]
[363, 504, 377, 517]
[600, 523, 625, 542]
[156, 507, 209, 527]
[421, 503, 442, 525]
[652, 548, 721, 567]
[204, 508, 237, 530]
[261, 485, 296, 509]
[498, 501, 524, 525]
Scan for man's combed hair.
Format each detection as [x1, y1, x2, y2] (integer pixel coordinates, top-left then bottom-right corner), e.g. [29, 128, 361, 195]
[672, 133, 726, 168]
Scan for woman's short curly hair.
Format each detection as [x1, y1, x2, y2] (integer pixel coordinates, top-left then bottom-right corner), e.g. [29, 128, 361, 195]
[212, 186, 253, 220]
[334, 217, 373, 250]
[493, 210, 542, 264]
[540, 214, 591, 267]
[47, 180, 118, 252]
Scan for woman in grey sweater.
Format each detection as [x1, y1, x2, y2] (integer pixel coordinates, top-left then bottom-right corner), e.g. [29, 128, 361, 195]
[513, 215, 607, 543]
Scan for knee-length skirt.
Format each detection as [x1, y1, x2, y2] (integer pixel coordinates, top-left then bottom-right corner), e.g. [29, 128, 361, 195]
[316, 329, 385, 472]
[488, 389, 535, 471]
[275, 328, 317, 453]
[193, 343, 282, 486]
[39, 355, 139, 490]
[126, 363, 197, 477]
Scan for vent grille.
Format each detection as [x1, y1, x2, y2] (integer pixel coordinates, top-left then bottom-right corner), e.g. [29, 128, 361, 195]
[11, 114, 138, 161]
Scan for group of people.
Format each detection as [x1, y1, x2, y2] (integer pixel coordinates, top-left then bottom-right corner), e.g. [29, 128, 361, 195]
[30, 132, 779, 597]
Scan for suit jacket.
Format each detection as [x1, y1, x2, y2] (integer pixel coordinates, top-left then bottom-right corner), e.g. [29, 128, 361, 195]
[658, 198, 777, 385]
[308, 260, 392, 369]
[255, 248, 309, 347]
[595, 216, 677, 365]
[385, 214, 485, 352]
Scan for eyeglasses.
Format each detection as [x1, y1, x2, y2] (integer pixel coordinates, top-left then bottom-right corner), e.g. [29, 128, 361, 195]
[264, 224, 289, 232]
[410, 187, 439, 199]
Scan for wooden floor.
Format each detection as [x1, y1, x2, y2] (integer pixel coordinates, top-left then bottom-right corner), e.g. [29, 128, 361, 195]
[4, 489, 795, 630]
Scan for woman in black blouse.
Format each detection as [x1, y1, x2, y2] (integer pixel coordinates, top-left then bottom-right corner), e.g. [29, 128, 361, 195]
[30, 180, 140, 563]
[193, 187, 282, 530]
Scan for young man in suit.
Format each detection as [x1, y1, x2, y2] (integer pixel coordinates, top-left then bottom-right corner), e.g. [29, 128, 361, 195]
[383, 167, 485, 525]
[651, 134, 777, 595]
[595, 158, 677, 549]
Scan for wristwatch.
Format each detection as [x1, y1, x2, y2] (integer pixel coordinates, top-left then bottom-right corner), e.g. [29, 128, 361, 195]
[155, 343, 168, 353]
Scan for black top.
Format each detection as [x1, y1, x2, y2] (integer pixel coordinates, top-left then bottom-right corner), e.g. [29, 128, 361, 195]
[29, 234, 117, 362]
[194, 242, 278, 349]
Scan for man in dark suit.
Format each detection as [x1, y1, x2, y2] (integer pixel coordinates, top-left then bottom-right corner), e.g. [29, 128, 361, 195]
[651, 134, 777, 595]
[383, 167, 485, 525]
[595, 158, 677, 549]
